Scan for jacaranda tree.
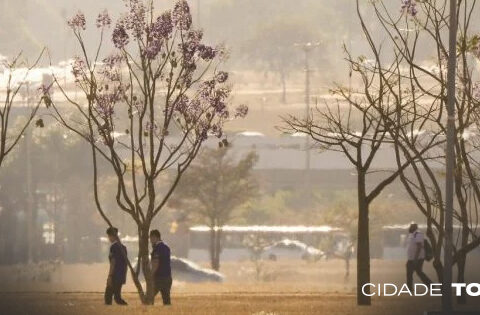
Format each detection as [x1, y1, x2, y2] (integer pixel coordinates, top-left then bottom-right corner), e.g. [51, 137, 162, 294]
[44, 0, 247, 304]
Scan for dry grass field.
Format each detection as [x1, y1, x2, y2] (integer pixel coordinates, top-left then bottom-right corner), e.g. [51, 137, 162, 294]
[1, 259, 480, 314]
[1, 292, 480, 315]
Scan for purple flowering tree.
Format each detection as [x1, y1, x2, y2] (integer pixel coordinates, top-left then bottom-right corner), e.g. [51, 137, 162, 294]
[44, 0, 247, 303]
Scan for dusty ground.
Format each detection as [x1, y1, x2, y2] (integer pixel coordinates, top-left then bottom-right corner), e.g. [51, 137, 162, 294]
[1, 292, 480, 315]
[3, 259, 480, 293]
[1, 259, 480, 314]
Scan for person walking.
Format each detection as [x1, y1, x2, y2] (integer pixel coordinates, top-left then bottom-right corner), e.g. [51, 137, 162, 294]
[104, 227, 128, 305]
[150, 229, 172, 305]
[406, 223, 432, 291]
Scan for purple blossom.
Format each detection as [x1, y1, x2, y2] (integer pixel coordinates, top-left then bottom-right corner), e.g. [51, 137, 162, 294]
[234, 104, 249, 118]
[68, 11, 86, 30]
[71, 57, 86, 81]
[181, 63, 196, 86]
[103, 54, 123, 68]
[174, 95, 204, 125]
[401, 0, 417, 17]
[96, 96, 115, 118]
[197, 79, 231, 117]
[100, 54, 123, 81]
[211, 87, 230, 114]
[172, 0, 192, 31]
[200, 79, 216, 100]
[195, 120, 209, 141]
[112, 22, 129, 49]
[143, 40, 163, 59]
[64, 1, 246, 146]
[144, 12, 171, 59]
[179, 30, 203, 64]
[198, 45, 216, 61]
[215, 71, 229, 84]
[125, 0, 146, 39]
[96, 10, 112, 28]
[175, 95, 190, 114]
[152, 12, 173, 39]
[95, 86, 123, 119]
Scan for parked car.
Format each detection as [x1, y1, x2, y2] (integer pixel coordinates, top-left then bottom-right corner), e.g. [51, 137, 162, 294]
[262, 239, 324, 261]
[134, 256, 224, 282]
[171, 256, 224, 282]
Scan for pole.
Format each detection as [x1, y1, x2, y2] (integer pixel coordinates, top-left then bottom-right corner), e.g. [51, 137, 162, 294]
[443, 0, 457, 312]
[304, 45, 311, 178]
[294, 42, 319, 190]
[25, 82, 34, 264]
[348, 0, 353, 90]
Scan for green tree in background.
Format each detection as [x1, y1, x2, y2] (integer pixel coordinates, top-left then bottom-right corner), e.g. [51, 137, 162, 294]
[175, 146, 258, 270]
[243, 19, 314, 103]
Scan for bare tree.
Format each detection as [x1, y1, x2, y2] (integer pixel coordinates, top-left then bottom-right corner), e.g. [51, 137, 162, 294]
[243, 234, 270, 281]
[366, 0, 480, 304]
[287, 0, 480, 306]
[175, 146, 258, 270]
[44, 0, 247, 304]
[0, 51, 45, 167]
[281, 58, 414, 304]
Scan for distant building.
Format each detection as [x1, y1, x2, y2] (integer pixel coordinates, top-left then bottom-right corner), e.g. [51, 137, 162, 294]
[188, 225, 344, 262]
[201, 131, 415, 194]
[381, 223, 480, 260]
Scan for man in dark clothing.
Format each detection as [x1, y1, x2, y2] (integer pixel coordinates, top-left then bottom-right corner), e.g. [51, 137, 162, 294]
[105, 227, 128, 305]
[150, 229, 172, 305]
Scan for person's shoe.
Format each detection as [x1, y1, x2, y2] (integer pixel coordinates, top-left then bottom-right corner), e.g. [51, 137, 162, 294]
[116, 301, 128, 305]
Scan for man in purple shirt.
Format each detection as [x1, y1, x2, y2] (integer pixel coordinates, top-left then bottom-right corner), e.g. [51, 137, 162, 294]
[104, 227, 128, 305]
[149, 229, 172, 305]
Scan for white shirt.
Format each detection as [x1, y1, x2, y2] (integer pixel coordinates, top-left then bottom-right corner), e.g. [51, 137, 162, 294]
[407, 231, 425, 260]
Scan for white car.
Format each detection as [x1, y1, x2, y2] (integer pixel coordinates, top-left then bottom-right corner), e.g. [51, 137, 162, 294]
[262, 239, 324, 261]
[133, 256, 224, 282]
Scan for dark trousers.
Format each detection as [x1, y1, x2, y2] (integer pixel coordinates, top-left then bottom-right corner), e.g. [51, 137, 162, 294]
[406, 259, 432, 290]
[104, 280, 128, 305]
[153, 277, 172, 305]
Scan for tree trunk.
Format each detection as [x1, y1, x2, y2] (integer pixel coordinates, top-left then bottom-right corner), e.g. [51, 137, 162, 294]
[209, 225, 216, 270]
[0, 205, 16, 264]
[103, 226, 148, 305]
[213, 229, 222, 271]
[456, 252, 467, 304]
[345, 257, 350, 280]
[356, 170, 371, 306]
[432, 258, 443, 283]
[138, 227, 155, 304]
[426, 223, 443, 283]
[280, 70, 287, 104]
[69, 223, 80, 263]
